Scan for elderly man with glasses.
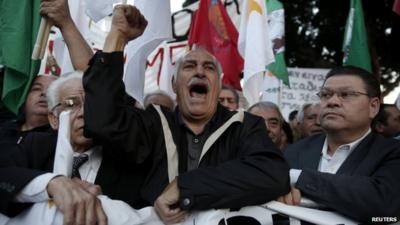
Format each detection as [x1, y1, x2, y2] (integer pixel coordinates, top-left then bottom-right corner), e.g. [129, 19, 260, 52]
[279, 66, 400, 223]
[0, 72, 153, 225]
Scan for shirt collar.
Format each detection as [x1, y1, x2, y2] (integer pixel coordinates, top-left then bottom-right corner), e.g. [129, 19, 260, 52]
[321, 128, 371, 158]
[73, 146, 102, 170]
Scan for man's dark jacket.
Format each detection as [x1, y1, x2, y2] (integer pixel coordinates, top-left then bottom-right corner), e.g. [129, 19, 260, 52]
[0, 131, 151, 216]
[83, 52, 290, 211]
[284, 133, 400, 223]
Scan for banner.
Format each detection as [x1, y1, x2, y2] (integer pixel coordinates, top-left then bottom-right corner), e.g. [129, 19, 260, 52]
[279, 68, 328, 119]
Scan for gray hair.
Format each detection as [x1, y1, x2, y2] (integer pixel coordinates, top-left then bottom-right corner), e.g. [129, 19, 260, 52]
[143, 90, 175, 108]
[172, 47, 223, 81]
[297, 103, 320, 122]
[46, 71, 83, 111]
[248, 101, 285, 125]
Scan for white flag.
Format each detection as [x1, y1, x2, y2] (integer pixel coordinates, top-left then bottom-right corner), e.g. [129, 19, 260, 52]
[238, 0, 275, 106]
[158, 45, 176, 100]
[53, 0, 92, 75]
[84, 0, 115, 23]
[123, 0, 172, 105]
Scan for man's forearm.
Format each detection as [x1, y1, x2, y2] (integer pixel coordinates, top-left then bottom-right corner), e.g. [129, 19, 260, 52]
[103, 30, 128, 53]
[60, 21, 93, 71]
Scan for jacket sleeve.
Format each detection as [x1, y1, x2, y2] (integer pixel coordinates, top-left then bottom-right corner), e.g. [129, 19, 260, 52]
[83, 52, 158, 164]
[0, 134, 48, 215]
[177, 116, 291, 210]
[296, 144, 400, 223]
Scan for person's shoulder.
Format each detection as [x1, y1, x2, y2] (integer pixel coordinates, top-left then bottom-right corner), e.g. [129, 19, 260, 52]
[367, 132, 400, 152]
[23, 131, 57, 146]
[242, 110, 264, 125]
[285, 134, 325, 153]
[0, 119, 19, 130]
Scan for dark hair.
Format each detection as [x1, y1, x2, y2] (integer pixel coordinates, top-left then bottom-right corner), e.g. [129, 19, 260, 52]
[282, 121, 294, 144]
[288, 110, 298, 121]
[324, 66, 381, 98]
[372, 104, 395, 129]
[221, 85, 239, 104]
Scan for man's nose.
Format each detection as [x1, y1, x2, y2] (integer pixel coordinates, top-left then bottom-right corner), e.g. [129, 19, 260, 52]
[315, 117, 321, 126]
[195, 65, 206, 77]
[326, 94, 341, 107]
[76, 103, 84, 117]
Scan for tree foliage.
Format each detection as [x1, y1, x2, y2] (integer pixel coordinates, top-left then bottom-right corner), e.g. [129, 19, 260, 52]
[282, 0, 400, 97]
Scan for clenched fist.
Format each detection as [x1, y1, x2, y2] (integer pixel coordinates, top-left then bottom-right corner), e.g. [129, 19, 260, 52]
[104, 5, 148, 52]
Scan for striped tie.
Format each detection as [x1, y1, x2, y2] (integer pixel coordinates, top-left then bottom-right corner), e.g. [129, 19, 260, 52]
[71, 154, 89, 179]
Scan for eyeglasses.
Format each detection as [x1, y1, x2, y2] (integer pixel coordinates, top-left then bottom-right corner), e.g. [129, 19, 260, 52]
[51, 95, 84, 116]
[316, 89, 370, 102]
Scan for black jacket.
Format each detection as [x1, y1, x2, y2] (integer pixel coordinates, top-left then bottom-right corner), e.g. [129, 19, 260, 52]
[284, 133, 400, 223]
[83, 51, 291, 210]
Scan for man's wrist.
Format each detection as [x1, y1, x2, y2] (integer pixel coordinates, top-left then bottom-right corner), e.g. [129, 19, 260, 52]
[46, 175, 64, 198]
[103, 30, 128, 52]
[58, 18, 75, 32]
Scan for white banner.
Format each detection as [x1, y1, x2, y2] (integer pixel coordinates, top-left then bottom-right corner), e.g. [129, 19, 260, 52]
[279, 68, 328, 119]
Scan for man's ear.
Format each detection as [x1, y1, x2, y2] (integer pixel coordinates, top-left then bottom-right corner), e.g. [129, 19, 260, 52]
[370, 97, 380, 119]
[48, 112, 59, 130]
[172, 76, 177, 94]
[375, 122, 385, 133]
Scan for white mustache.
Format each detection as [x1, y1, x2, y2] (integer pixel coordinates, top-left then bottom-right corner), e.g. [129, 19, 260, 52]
[187, 78, 210, 90]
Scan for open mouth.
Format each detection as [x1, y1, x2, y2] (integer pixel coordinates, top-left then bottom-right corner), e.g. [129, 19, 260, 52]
[189, 82, 209, 99]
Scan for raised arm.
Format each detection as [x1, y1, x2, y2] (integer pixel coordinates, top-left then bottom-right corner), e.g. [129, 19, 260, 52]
[83, 5, 151, 160]
[40, 0, 93, 71]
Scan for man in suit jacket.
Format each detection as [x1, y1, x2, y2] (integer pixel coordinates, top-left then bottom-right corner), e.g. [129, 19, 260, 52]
[0, 72, 151, 225]
[281, 66, 400, 223]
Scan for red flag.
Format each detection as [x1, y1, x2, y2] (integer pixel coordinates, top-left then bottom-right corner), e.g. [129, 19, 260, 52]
[394, 0, 400, 15]
[188, 0, 244, 90]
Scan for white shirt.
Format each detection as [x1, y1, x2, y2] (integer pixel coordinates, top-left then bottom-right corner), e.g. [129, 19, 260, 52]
[290, 129, 371, 185]
[15, 146, 103, 203]
[73, 147, 102, 183]
[318, 129, 370, 174]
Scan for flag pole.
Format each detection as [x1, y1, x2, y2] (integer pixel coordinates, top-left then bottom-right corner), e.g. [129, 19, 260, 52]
[39, 21, 52, 58]
[32, 17, 52, 60]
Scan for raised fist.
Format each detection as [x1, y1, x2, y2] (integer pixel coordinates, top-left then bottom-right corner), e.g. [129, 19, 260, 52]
[110, 5, 148, 43]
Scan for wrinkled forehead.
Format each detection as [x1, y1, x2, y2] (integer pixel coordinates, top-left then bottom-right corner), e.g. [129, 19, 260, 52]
[220, 89, 236, 98]
[180, 48, 219, 69]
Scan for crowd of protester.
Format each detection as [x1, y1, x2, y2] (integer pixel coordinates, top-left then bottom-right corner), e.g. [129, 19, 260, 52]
[1, 1, 400, 224]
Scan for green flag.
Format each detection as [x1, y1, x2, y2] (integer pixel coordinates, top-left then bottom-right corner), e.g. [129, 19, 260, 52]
[342, 0, 372, 72]
[0, 0, 42, 114]
[266, 0, 290, 86]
